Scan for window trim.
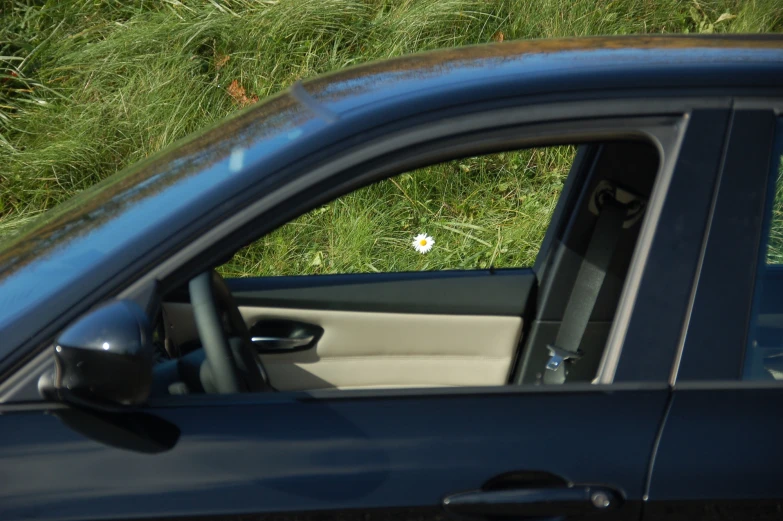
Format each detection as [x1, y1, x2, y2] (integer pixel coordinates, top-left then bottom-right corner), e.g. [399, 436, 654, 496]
[151, 381, 671, 407]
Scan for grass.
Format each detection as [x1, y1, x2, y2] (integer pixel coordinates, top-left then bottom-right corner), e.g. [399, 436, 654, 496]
[765, 156, 783, 265]
[221, 147, 574, 276]
[1, 0, 782, 276]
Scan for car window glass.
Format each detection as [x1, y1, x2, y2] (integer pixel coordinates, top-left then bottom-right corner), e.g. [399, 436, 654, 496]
[744, 146, 783, 380]
[155, 139, 661, 395]
[221, 147, 575, 277]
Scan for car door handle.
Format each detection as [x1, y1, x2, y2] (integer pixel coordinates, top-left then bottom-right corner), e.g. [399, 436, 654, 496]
[442, 486, 621, 519]
[251, 335, 315, 350]
[248, 319, 323, 354]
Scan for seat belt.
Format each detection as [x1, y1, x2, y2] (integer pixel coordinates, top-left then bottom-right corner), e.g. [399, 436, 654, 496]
[543, 199, 627, 385]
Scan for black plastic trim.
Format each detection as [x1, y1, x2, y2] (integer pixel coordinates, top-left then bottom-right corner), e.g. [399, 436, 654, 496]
[145, 381, 672, 408]
[614, 109, 732, 382]
[676, 110, 778, 381]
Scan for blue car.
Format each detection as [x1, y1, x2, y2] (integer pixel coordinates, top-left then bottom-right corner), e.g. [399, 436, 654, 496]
[1, 35, 783, 521]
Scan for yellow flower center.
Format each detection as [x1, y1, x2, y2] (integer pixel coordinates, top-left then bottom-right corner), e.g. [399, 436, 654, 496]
[420, 239, 428, 246]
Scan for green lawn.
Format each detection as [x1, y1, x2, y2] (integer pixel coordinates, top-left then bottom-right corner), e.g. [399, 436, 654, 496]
[2, 0, 782, 276]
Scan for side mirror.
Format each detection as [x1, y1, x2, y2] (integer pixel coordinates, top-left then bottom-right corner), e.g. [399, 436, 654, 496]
[39, 300, 154, 406]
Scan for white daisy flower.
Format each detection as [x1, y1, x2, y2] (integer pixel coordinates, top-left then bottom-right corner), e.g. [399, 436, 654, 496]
[412, 233, 435, 254]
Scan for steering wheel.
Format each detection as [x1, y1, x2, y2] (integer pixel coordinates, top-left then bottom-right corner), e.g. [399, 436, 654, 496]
[188, 270, 273, 393]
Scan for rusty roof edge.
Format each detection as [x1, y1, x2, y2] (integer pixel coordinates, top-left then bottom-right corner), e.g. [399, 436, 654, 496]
[301, 34, 783, 90]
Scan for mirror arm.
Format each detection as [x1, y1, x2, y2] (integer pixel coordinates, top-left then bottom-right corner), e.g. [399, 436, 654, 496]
[39, 370, 132, 414]
[38, 369, 180, 453]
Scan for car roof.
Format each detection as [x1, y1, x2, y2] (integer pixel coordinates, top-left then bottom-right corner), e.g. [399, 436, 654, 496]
[0, 35, 781, 369]
[301, 35, 783, 116]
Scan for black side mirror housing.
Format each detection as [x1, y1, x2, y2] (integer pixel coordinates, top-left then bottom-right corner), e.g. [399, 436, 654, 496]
[39, 300, 155, 406]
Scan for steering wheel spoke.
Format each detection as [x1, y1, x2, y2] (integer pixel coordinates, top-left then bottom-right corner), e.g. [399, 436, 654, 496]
[189, 271, 274, 394]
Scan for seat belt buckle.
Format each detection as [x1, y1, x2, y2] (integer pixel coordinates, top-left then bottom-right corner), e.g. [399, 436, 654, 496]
[588, 180, 646, 229]
[545, 345, 582, 371]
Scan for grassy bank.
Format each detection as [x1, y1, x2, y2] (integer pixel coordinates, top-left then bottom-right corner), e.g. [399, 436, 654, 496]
[2, 0, 781, 275]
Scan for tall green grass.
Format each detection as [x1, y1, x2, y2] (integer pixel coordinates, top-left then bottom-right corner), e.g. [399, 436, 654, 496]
[1, 0, 781, 275]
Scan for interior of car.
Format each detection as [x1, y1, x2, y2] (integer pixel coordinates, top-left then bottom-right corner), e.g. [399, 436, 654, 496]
[147, 140, 660, 396]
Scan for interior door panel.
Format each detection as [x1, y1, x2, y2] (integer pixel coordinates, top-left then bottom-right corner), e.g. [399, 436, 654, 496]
[163, 269, 535, 391]
[165, 303, 522, 390]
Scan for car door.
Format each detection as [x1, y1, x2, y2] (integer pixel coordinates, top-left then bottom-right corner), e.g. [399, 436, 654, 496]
[0, 106, 727, 521]
[645, 108, 783, 519]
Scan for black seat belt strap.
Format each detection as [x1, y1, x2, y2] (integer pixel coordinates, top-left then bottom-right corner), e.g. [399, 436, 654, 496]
[543, 200, 627, 385]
